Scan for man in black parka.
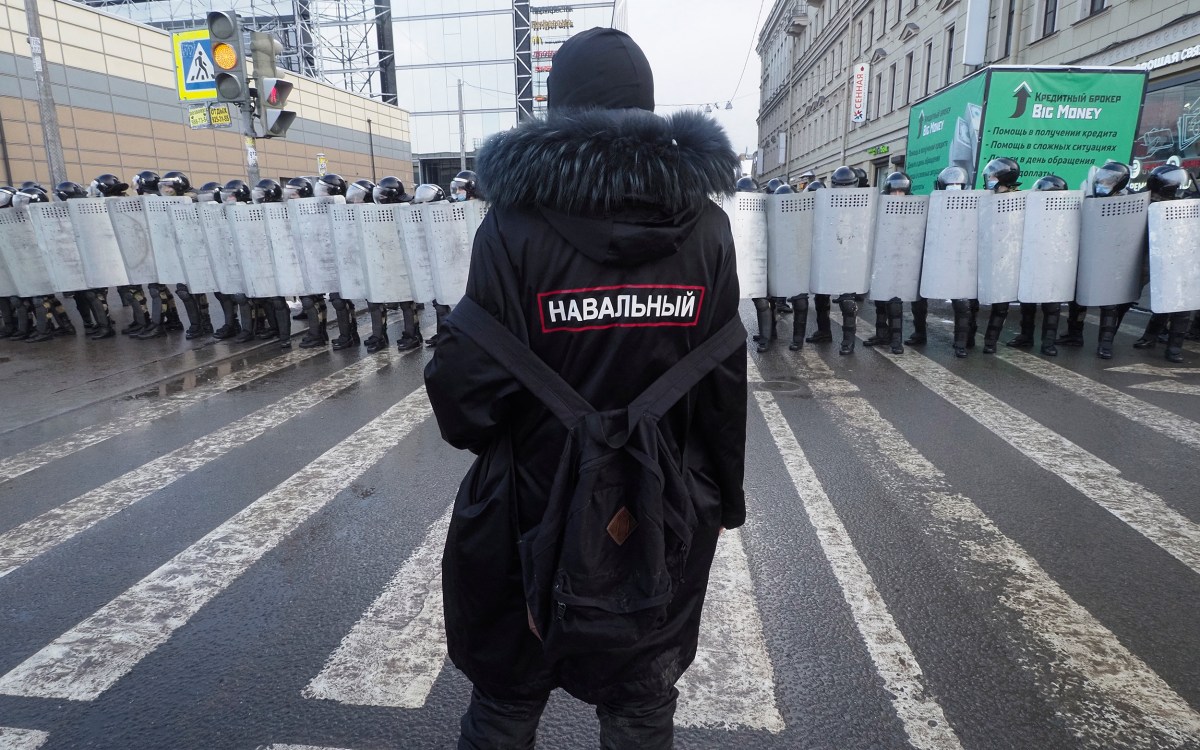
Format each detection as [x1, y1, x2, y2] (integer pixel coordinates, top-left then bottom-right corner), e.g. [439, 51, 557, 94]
[424, 27, 747, 750]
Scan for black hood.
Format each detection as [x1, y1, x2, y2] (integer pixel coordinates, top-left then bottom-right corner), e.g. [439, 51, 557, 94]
[476, 108, 738, 266]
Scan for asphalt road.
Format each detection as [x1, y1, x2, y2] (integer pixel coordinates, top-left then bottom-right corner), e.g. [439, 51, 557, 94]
[0, 300, 1197, 750]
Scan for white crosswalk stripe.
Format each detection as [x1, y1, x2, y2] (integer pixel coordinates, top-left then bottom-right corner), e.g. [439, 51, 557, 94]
[0, 727, 49, 750]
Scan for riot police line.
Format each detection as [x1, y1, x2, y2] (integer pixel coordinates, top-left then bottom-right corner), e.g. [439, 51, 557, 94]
[0, 170, 485, 354]
[725, 159, 1200, 364]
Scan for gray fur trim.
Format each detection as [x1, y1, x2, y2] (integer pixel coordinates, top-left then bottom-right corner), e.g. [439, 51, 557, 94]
[476, 109, 738, 214]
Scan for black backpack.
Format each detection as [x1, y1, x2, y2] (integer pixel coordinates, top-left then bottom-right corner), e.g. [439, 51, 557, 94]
[453, 297, 745, 663]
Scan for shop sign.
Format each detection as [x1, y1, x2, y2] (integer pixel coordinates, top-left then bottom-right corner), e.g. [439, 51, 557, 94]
[867, 144, 890, 156]
[851, 63, 870, 123]
[1140, 43, 1200, 71]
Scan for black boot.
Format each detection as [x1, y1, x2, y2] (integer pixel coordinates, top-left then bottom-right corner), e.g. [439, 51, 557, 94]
[0, 296, 15, 337]
[982, 303, 1009, 354]
[1096, 306, 1119, 360]
[332, 297, 360, 350]
[1056, 301, 1086, 346]
[426, 303, 451, 347]
[863, 301, 888, 346]
[752, 297, 774, 353]
[178, 285, 203, 339]
[1134, 314, 1166, 349]
[905, 298, 928, 345]
[273, 298, 292, 348]
[966, 299, 979, 349]
[73, 292, 96, 329]
[838, 295, 857, 355]
[886, 298, 904, 354]
[1040, 303, 1061, 356]
[86, 290, 114, 340]
[1186, 311, 1200, 342]
[775, 296, 792, 315]
[951, 299, 971, 358]
[788, 294, 809, 351]
[806, 294, 832, 343]
[396, 302, 421, 352]
[300, 296, 328, 348]
[1007, 303, 1037, 348]
[1165, 312, 1189, 363]
[50, 298, 76, 337]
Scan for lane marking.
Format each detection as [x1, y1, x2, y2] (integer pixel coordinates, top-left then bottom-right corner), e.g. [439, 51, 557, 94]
[749, 360, 963, 750]
[675, 526, 785, 732]
[0, 352, 398, 579]
[0, 349, 325, 484]
[860, 331, 1200, 576]
[0, 727, 49, 750]
[790, 347, 1200, 746]
[1129, 380, 1200, 396]
[257, 745, 356, 750]
[0, 388, 433, 701]
[1105, 364, 1199, 378]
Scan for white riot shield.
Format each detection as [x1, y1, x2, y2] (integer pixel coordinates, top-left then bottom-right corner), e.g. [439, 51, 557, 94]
[811, 188, 877, 295]
[1076, 193, 1150, 307]
[263, 202, 305, 296]
[328, 204, 368, 300]
[920, 191, 984, 300]
[227, 203, 279, 298]
[976, 192, 1026, 305]
[0, 207, 56, 296]
[0, 253, 14, 298]
[421, 200, 485, 306]
[28, 203, 88, 292]
[1018, 191, 1082, 303]
[170, 203, 219, 293]
[721, 194, 768, 299]
[1148, 198, 1200, 314]
[396, 203, 436, 303]
[145, 196, 190, 284]
[766, 192, 814, 297]
[65, 199, 130, 288]
[354, 204, 413, 302]
[287, 197, 341, 293]
[107, 197, 157, 284]
[199, 202, 245, 295]
[870, 195, 928, 302]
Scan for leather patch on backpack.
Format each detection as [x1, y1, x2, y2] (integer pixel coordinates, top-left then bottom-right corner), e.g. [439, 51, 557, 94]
[606, 506, 638, 546]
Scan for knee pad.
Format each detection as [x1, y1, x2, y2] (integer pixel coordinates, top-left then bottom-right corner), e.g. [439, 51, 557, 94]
[838, 296, 858, 316]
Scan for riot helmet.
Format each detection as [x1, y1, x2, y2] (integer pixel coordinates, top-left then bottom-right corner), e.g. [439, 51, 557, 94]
[0, 186, 17, 208]
[347, 179, 376, 204]
[882, 171, 913, 195]
[853, 167, 869, 187]
[159, 171, 191, 197]
[735, 176, 758, 192]
[764, 178, 783, 194]
[19, 181, 41, 191]
[89, 174, 128, 198]
[1032, 174, 1068, 191]
[450, 170, 479, 201]
[12, 186, 49, 207]
[800, 170, 816, 180]
[830, 166, 859, 188]
[221, 179, 252, 204]
[1146, 164, 1190, 201]
[372, 176, 411, 204]
[1089, 160, 1131, 198]
[315, 174, 348, 198]
[410, 183, 446, 204]
[283, 176, 314, 201]
[196, 181, 222, 202]
[935, 166, 970, 191]
[805, 180, 825, 191]
[983, 157, 1020, 191]
[54, 181, 88, 201]
[774, 183, 795, 194]
[252, 178, 283, 204]
[134, 170, 161, 195]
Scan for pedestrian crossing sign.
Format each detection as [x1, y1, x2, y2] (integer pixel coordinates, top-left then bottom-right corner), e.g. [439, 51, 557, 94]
[173, 29, 218, 101]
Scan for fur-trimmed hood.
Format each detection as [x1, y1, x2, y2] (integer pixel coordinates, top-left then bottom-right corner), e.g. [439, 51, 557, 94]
[476, 108, 737, 216]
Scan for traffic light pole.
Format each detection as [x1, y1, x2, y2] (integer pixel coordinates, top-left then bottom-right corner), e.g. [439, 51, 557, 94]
[23, 0, 67, 186]
[242, 102, 260, 184]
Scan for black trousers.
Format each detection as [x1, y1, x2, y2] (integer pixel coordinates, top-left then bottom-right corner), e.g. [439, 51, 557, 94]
[458, 683, 678, 750]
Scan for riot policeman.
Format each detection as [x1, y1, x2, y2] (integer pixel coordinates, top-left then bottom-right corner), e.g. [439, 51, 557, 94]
[934, 165, 979, 357]
[974, 157, 1023, 355]
[13, 186, 76, 342]
[805, 180, 825, 191]
[54, 181, 117, 339]
[1134, 164, 1193, 362]
[160, 171, 215, 339]
[410, 183, 452, 347]
[853, 167, 870, 188]
[89, 173, 152, 335]
[252, 178, 294, 348]
[810, 165, 862, 355]
[368, 176, 422, 352]
[1077, 161, 1134, 359]
[735, 177, 774, 352]
[1011, 174, 1069, 356]
[1, 185, 33, 340]
[795, 170, 815, 192]
[222, 179, 270, 344]
[763, 178, 783, 194]
[450, 170, 481, 202]
[735, 176, 757, 192]
[132, 170, 184, 339]
[326, 178, 374, 350]
[863, 171, 916, 354]
[196, 181, 241, 339]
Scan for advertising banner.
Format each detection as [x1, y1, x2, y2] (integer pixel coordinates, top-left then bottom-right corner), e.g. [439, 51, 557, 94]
[906, 72, 988, 194]
[851, 63, 870, 123]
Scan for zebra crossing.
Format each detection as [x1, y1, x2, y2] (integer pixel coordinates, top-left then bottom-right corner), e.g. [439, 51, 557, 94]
[0, 303, 1198, 749]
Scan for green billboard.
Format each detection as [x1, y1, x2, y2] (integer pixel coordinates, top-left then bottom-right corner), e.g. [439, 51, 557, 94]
[905, 66, 1148, 194]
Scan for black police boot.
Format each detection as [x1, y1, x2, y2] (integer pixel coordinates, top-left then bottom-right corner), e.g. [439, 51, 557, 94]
[1096, 307, 1119, 360]
[300, 297, 328, 348]
[396, 302, 421, 352]
[1165, 312, 1189, 363]
[753, 298, 774, 353]
[863, 301, 888, 346]
[1007, 303, 1037, 348]
[982, 303, 1009, 354]
[1040, 303, 1061, 356]
[0, 297, 14, 337]
[887, 298, 904, 354]
[1056, 301, 1086, 346]
[806, 294, 832, 343]
[774, 297, 792, 315]
[951, 299, 971, 358]
[73, 293, 96, 330]
[85, 291, 114, 340]
[1187, 311, 1200, 342]
[905, 298, 928, 345]
[838, 295, 858, 355]
[788, 294, 808, 351]
[332, 303, 358, 350]
[1133, 314, 1165, 349]
[966, 299, 979, 349]
[426, 303, 451, 347]
[51, 303, 76, 337]
[273, 299, 293, 349]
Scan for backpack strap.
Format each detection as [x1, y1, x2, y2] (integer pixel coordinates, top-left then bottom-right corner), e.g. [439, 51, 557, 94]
[628, 314, 746, 423]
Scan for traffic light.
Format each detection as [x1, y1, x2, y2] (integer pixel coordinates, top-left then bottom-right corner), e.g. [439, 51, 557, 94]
[249, 31, 296, 138]
[207, 11, 248, 104]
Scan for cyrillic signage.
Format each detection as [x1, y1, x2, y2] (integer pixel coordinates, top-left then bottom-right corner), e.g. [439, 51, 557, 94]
[851, 63, 870, 123]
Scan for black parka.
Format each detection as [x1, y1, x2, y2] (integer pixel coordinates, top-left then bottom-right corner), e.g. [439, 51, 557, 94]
[424, 107, 747, 703]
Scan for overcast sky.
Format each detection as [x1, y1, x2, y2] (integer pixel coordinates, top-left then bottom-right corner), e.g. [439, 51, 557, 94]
[628, 1, 771, 156]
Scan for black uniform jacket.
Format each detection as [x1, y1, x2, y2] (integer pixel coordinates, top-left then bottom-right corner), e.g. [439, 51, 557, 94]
[424, 107, 747, 701]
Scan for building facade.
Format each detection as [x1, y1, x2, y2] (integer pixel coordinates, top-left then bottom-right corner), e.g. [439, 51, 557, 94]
[757, 0, 1200, 187]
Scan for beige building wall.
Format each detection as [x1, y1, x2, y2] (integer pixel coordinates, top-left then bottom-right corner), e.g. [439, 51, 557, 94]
[0, 0, 414, 187]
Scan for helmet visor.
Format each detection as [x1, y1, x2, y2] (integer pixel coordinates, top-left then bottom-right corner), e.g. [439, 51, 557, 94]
[0, 192, 12, 208]
[314, 181, 338, 198]
[282, 184, 305, 201]
[159, 182, 179, 196]
[12, 192, 32, 207]
[250, 186, 271, 203]
[221, 188, 242, 204]
[346, 183, 370, 204]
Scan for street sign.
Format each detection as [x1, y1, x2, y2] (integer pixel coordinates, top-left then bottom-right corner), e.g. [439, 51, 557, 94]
[173, 29, 217, 101]
[188, 104, 210, 129]
[187, 103, 233, 130]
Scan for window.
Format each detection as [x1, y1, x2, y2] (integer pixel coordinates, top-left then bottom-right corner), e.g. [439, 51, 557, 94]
[888, 63, 897, 113]
[910, 0, 918, 13]
[1089, 0, 1106, 14]
[893, 0, 902, 26]
[923, 39, 934, 95]
[944, 25, 955, 86]
[1042, 0, 1057, 37]
[1003, 0, 1016, 57]
[874, 72, 883, 118]
[868, 11, 875, 51]
[881, 2, 887, 37]
[857, 21, 864, 52]
[904, 51, 914, 104]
